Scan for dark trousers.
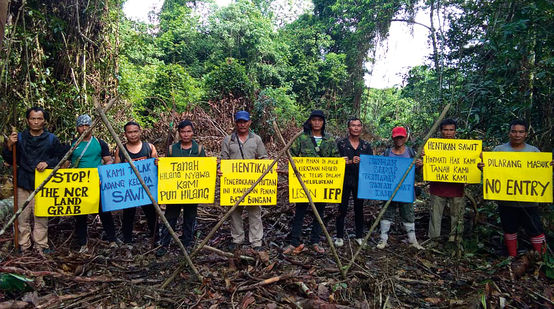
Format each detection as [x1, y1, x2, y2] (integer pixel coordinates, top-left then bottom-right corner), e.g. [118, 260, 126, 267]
[122, 204, 157, 242]
[336, 184, 364, 238]
[75, 201, 116, 246]
[498, 205, 543, 236]
[159, 204, 198, 247]
[290, 202, 326, 246]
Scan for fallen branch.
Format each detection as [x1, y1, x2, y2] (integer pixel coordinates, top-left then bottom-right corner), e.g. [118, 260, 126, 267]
[204, 245, 255, 261]
[237, 272, 297, 292]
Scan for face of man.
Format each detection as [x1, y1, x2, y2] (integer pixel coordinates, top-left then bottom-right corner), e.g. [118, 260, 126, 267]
[27, 110, 46, 134]
[440, 124, 456, 139]
[393, 136, 406, 148]
[235, 119, 251, 135]
[124, 124, 141, 144]
[348, 120, 362, 137]
[310, 116, 324, 132]
[179, 125, 194, 144]
[77, 124, 91, 139]
[508, 124, 527, 146]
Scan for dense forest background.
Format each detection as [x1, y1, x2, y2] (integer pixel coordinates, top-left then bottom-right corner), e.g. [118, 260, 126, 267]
[0, 0, 552, 151]
[0, 1, 552, 306]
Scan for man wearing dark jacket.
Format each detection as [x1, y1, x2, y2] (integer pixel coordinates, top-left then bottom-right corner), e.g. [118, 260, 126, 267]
[284, 110, 339, 254]
[335, 118, 372, 247]
[2, 107, 62, 254]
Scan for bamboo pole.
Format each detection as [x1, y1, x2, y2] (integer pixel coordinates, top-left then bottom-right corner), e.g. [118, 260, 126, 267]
[93, 101, 203, 282]
[0, 98, 118, 237]
[343, 103, 451, 274]
[272, 121, 346, 278]
[161, 127, 304, 289]
[11, 126, 18, 251]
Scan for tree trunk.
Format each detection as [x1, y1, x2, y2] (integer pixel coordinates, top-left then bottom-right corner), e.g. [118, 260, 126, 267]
[0, 0, 8, 49]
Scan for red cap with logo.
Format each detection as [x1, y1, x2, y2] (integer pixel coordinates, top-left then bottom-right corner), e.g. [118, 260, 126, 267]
[391, 126, 407, 138]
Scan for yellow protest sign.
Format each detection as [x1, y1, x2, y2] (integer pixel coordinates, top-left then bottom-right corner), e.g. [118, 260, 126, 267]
[423, 138, 482, 183]
[483, 152, 552, 203]
[157, 157, 217, 204]
[35, 169, 100, 217]
[220, 160, 277, 206]
[288, 157, 345, 203]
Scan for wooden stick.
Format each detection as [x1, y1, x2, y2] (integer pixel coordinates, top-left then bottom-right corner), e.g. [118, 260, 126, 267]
[11, 126, 18, 251]
[161, 127, 304, 289]
[203, 245, 255, 261]
[237, 272, 297, 291]
[272, 121, 346, 278]
[0, 97, 117, 237]
[93, 100, 203, 282]
[343, 103, 451, 274]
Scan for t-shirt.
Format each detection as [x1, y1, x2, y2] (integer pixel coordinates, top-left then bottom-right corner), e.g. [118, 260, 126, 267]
[337, 137, 373, 187]
[493, 142, 540, 207]
[493, 142, 539, 152]
[313, 136, 323, 147]
[386, 147, 411, 158]
[71, 137, 110, 168]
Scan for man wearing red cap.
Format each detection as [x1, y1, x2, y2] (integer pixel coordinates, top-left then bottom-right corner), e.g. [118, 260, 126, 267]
[427, 119, 466, 244]
[376, 126, 424, 250]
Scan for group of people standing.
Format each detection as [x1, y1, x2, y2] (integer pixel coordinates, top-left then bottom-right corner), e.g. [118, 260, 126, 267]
[2, 107, 549, 258]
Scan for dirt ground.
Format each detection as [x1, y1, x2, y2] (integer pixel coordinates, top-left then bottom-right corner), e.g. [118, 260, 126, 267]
[0, 178, 552, 309]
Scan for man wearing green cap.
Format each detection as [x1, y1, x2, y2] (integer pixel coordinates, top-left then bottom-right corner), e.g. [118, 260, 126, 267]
[69, 114, 116, 253]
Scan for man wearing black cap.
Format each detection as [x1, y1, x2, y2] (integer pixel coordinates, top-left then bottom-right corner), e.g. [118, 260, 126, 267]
[2, 106, 63, 254]
[68, 114, 117, 253]
[284, 110, 339, 254]
[220, 111, 268, 251]
[157, 120, 206, 257]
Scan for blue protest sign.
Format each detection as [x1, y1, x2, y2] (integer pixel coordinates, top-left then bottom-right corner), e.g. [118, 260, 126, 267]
[357, 155, 415, 203]
[98, 158, 158, 211]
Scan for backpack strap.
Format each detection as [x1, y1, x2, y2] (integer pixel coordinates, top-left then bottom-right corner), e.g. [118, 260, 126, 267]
[407, 146, 416, 158]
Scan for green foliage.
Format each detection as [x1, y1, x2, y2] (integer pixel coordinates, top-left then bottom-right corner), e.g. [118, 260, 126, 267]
[403, 0, 554, 150]
[361, 87, 434, 143]
[251, 86, 304, 136]
[0, 0, 120, 142]
[204, 58, 254, 101]
[0, 273, 33, 294]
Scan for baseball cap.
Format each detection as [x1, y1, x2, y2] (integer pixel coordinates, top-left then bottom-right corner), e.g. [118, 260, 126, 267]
[235, 111, 250, 121]
[391, 126, 407, 138]
[76, 114, 92, 127]
[308, 110, 325, 120]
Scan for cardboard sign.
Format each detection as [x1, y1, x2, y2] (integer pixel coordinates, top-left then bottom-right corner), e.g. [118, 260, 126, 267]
[357, 155, 415, 203]
[220, 160, 277, 206]
[98, 158, 157, 211]
[158, 157, 217, 204]
[288, 157, 345, 203]
[423, 138, 482, 183]
[483, 152, 552, 203]
[35, 169, 100, 216]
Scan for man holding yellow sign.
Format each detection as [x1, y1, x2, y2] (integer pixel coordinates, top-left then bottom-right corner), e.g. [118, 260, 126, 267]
[157, 120, 207, 257]
[481, 119, 552, 257]
[284, 110, 340, 255]
[220, 111, 268, 251]
[424, 119, 470, 244]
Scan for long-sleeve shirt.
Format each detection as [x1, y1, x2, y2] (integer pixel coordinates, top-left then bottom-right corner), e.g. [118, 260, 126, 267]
[2, 129, 63, 190]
